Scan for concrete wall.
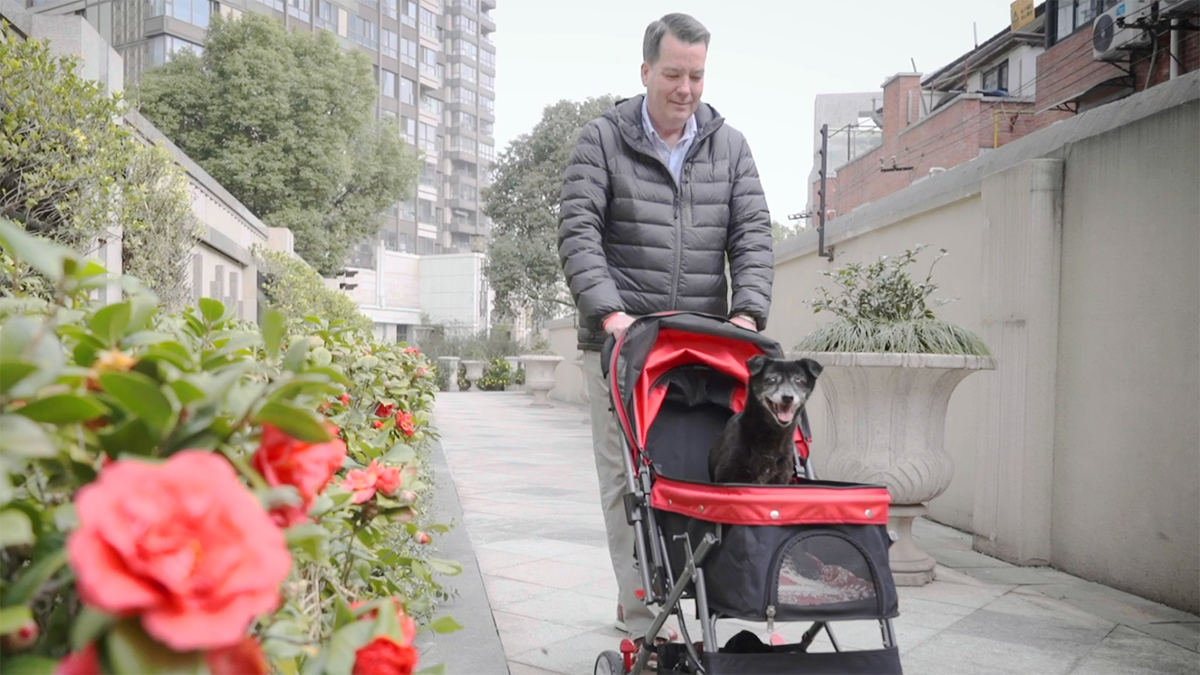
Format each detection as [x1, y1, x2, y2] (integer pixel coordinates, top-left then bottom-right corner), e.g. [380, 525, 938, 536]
[546, 317, 585, 405]
[418, 253, 489, 333]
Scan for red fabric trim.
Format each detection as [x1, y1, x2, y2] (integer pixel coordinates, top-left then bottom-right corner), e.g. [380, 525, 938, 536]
[650, 478, 890, 526]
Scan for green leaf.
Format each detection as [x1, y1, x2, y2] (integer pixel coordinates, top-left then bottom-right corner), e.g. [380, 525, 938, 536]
[0, 605, 32, 634]
[414, 665, 447, 675]
[2, 656, 58, 675]
[262, 309, 285, 359]
[168, 380, 206, 406]
[381, 442, 415, 464]
[97, 418, 158, 457]
[0, 361, 37, 396]
[311, 347, 333, 367]
[426, 558, 463, 577]
[255, 402, 330, 442]
[0, 218, 72, 283]
[0, 317, 64, 397]
[16, 394, 108, 424]
[284, 523, 329, 562]
[282, 338, 310, 374]
[197, 297, 228, 325]
[98, 371, 176, 437]
[70, 607, 116, 651]
[105, 618, 204, 675]
[0, 509, 35, 547]
[0, 415, 56, 458]
[323, 620, 374, 675]
[89, 301, 131, 345]
[4, 547, 66, 607]
[428, 616, 463, 634]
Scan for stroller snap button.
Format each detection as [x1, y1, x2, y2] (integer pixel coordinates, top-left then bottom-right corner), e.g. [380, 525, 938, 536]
[770, 510, 779, 520]
[865, 509, 874, 518]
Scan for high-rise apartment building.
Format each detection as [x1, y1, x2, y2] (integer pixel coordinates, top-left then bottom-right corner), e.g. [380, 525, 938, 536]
[27, 0, 497, 264]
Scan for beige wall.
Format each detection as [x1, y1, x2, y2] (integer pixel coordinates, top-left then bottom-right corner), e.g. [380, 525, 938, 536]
[770, 196, 987, 532]
[1051, 101, 1199, 611]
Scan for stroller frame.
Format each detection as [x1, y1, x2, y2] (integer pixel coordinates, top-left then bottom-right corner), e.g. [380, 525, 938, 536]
[596, 313, 902, 675]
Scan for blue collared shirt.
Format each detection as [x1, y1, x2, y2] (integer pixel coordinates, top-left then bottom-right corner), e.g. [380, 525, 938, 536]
[641, 96, 697, 184]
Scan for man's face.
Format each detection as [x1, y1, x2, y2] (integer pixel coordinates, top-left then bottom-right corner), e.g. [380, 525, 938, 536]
[641, 33, 706, 132]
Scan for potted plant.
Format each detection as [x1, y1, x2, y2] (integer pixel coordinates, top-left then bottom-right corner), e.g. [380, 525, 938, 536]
[520, 337, 562, 408]
[460, 347, 487, 389]
[793, 245, 995, 586]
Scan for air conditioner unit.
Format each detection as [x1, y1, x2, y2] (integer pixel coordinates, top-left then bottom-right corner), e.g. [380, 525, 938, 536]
[1093, 0, 1152, 60]
[1159, 0, 1200, 17]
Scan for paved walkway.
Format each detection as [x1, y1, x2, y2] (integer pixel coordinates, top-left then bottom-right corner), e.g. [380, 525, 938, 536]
[434, 391, 1199, 674]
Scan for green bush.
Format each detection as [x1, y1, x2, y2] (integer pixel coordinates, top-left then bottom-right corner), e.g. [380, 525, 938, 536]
[254, 246, 372, 334]
[0, 219, 458, 673]
[476, 357, 512, 391]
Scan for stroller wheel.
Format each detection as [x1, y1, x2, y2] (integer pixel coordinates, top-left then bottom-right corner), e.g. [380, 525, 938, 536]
[594, 650, 626, 675]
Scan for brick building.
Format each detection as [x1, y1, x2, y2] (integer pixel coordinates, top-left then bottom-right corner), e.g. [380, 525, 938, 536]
[812, 0, 1199, 221]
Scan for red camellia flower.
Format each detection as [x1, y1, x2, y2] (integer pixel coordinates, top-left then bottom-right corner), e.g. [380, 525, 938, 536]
[67, 452, 292, 652]
[339, 393, 352, 405]
[55, 644, 101, 675]
[373, 420, 384, 429]
[374, 402, 396, 418]
[403, 347, 419, 355]
[353, 637, 419, 675]
[207, 638, 270, 675]
[395, 411, 416, 438]
[341, 460, 403, 504]
[252, 423, 347, 527]
[415, 368, 427, 378]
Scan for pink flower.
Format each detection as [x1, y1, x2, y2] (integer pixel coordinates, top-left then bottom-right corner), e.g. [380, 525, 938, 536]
[55, 644, 101, 675]
[341, 461, 403, 504]
[206, 638, 269, 675]
[403, 347, 419, 355]
[350, 599, 419, 675]
[375, 402, 396, 418]
[395, 411, 416, 438]
[252, 423, 346, 527]
[67, 452, 291, 651]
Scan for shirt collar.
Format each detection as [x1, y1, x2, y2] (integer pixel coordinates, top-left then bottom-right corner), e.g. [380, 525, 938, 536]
[641, 96, 697, 147]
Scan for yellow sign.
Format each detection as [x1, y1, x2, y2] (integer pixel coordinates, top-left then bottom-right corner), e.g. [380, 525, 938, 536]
[1011, 0, 1035, 31]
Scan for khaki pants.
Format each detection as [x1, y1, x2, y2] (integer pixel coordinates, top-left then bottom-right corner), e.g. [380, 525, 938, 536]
[583, 350, 658, 636]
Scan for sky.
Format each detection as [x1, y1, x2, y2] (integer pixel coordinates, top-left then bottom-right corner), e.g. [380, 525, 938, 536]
[489, 0, 1017, 221]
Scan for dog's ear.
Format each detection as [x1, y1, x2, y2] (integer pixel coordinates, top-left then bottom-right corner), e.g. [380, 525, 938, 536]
[797, 358, 823, 380]
[746, 354, 769, 377]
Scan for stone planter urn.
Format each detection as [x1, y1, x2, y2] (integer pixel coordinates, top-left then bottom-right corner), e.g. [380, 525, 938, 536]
[794, 351, 995, 586]
[410, 325, 434, 349]
[460, 360, 485, 390]
[520, 355, 563, 408]
[436, 356, 460, 392]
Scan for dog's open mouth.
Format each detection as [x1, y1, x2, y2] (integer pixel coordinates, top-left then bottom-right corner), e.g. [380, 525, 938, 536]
[768, 401, 798, 425]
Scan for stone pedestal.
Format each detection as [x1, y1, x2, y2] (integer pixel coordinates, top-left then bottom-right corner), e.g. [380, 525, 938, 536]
[504, 356, 522, 392]
[521, 355, 562, 408]
[437, 356, 460, 392]
[794, 351, 995, 585]
[461, 360, 485, 389]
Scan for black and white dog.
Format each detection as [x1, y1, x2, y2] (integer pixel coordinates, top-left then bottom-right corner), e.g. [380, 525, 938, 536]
[708, 355, 823, 485]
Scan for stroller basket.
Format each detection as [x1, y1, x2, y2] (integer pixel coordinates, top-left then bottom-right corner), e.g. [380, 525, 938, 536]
[654, 480, 899, 622]
[703, 644, 902, 675]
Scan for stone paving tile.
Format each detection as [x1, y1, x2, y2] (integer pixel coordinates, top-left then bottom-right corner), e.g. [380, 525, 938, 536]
[434, 391, 1200, 674]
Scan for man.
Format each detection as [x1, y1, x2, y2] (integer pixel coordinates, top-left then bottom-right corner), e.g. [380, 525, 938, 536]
[557, 12, 773, 646]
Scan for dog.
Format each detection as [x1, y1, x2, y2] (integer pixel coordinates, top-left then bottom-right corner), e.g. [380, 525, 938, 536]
[708, 355, 823, 485]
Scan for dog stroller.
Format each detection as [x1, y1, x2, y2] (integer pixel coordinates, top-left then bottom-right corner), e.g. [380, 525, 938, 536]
[594, 312, 902, 674]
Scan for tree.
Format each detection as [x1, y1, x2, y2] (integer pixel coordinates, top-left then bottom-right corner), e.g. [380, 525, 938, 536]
[136, 13, 418, 275]
[482, 95, 618, 321]
[0, 25, 199, 306]
[254, 246, 371, 333]
[772, 218, 804, 243]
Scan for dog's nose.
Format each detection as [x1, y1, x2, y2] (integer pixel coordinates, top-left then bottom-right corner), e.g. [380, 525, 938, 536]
[780, 394, 794, 405]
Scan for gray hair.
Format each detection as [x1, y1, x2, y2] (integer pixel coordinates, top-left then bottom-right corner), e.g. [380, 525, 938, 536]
[642, 13, 710, 64]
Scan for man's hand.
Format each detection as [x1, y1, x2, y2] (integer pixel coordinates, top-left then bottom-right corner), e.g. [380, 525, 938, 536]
[603, 312, 635, 337]
[730, 314, 757, 332]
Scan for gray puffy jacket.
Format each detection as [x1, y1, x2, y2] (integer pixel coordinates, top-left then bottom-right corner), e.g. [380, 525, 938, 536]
[558, 95, 773, 351]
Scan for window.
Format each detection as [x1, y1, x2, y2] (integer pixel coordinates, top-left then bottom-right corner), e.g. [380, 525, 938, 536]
[479, 118, 493, 135]
[451, 39, 477, 60]
[146, 35, 203, 65]
[418, 199, 437, 224]
[421, 93, 443, 115]
[450, 0, 476, 8]
[420, 47, 439, 77]
[149, 0, 210, 27]
[419, 161, 437, 187]
[360, 0, 377, 9]
[982, 61, 1009, 93]
[383, 29, 398, 59]
[419, 7, 439, 38]
[287, 0, 309, 20]
[418, 122, 438, 153]
[1053, 0, 1116, 44]
[400, 76, 415, 105]
[316, 0, 336, 30]
[452, 111, 476, 130]
[400, 199, 417, 221]
[453, 87, 476, 105]
[400, 38, 417, 67]
[450, 135, 476, 153]
[480, 48, 495, 69]
[401, 118, 416, 144]
[479, 143, 494, 162]
[384, 0, 396, 18]
[453, 15, 476, 33]
[480, 94, 494, 113]
[480, 72, 494, 92]
[452, 160, 477, 178]
[451, 62, 476, 83]
[381, 69, 397, 98]
[254, 0, 284, 10]
[348, 15, 378, 49]
[451, 183, 477, 201]
[400, 0, 417, 26]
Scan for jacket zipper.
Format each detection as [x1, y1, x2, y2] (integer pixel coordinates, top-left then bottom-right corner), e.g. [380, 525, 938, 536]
[669, 164, 692, 310]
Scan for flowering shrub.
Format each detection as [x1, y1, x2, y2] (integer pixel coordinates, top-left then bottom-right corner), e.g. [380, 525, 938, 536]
[0, 220, 458, 674]
[476, 358, 512, 391]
